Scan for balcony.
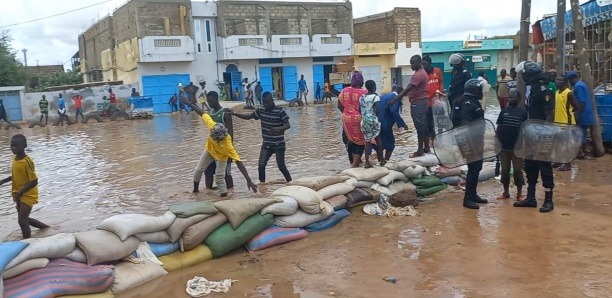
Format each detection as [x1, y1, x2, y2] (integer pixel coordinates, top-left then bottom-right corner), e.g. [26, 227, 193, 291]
[139, 36, 196, 63]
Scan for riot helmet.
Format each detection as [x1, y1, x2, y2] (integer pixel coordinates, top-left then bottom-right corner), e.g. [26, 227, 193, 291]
[449, 53, 465, 67]
[516, 61, 542, 84]
[463, 79, 483, 98]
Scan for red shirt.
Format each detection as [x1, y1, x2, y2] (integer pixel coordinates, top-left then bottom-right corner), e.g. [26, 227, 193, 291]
[407, 68, 429, 104]
[72, 95, 83, 109]
[109, 92, 117, 104]
[427, 67, 444, 107]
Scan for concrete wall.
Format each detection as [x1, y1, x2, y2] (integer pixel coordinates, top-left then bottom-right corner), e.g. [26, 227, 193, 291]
[79, 16, 114, 82]
[353, 54, 396, 93]
[354, 8, 421, 47]
[497, 49, 520, 74]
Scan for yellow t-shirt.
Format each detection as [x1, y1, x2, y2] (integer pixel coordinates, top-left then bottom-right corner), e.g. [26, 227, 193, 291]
[201, 114, 241, 162]
[554, 89, 575, 124]
[11, 155, 39, 206]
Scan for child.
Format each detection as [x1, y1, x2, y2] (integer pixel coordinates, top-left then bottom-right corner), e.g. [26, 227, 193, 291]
[188, 101, 257, 196]
[554, 75, 579, 171]
[58, 102, 70, 126]
[324, 80, 332, 102]
[169, 93, 179, 113]
[0, 135, 49, 238]
[315, 82, 321, 102]
[234, 88, 240, 101]
[496, 90, 528, 201]
[102, 96, 111, 117]
[359, 80, 385, 168]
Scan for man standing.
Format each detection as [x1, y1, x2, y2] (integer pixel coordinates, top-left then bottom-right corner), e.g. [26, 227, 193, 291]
[231, 91, 292, 183]
[298, 75, 308, 105]
[422, 55, 444, 144]
[203, 92, 234, 191]
[448, 53, 472, 110]
[72, 94, 84, 123]
[507, 68, 518, 94]
[388, 55, 430, 157]
[497, 69, 511, 108]
[255, 81, 263, 106]
[108, 88, 117, 109]
[39, 95, 49, 125]
[477, 71, 491, 98]
[567, 71, 594, 159]
[377, 87, 408, 161]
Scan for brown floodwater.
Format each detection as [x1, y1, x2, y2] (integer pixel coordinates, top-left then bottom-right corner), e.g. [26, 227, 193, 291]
[1, 101, 611, 297]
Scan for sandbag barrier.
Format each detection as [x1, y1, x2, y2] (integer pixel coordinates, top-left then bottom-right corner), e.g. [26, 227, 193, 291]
[27, 122, 46, 128]
[110, 111, 130, 121]
[82, 114, 104, 124]
[2, 123, 22, 130]
[0, 155, 500, 297]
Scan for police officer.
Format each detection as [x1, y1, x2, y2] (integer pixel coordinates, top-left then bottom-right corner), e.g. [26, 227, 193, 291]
[452, 79, 487, 209]
[513, 61, 555, 213]
[448, 53, 473, 111]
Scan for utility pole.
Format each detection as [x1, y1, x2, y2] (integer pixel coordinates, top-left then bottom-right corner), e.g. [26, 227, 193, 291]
[555, 0, 566, 73]
[570, 0, 605, 157]
[517, 0, 531, 106]
[22, 49, 28, 67]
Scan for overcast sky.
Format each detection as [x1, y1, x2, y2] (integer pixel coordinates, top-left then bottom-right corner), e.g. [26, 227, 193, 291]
[0, 0, 588, 69]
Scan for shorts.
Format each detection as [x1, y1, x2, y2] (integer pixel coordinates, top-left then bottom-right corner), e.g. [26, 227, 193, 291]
[347, 141, 365, 156]
[205, 160, 232, 176]
[410, 98, 429, 137]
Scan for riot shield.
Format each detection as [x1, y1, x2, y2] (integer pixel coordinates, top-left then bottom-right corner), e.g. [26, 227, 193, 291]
[514, 119, 583, 163]
[434, 119, 501, 168]
[432, 95, 452, 134]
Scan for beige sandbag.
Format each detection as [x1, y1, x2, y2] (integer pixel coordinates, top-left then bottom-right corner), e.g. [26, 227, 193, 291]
[274, 202, 335, 228]
[75, 230, 140, 266]
[214, 198, 282, 229]
[166, 214, 212, 242]
[407, 154, 439, 167]
[341, 166, 389, 182]
[180, 213, 227, 252]
[346, 178, 375, 188]
[271, 186, 325, 215]
[134, 231, 172, 243]
[376, 170, 409, 186]
[288, 175, 350, 191]
[97, 211, 177, 241]
[110, 260, 167, 294]
[372, 181, 417, 197]
[316, 182, 355, 200]
[384, 160, 411, 172]
[2, 258, 49, 279]
[64, 247, 87, 263]
[7, 233, 75, 269]
[260, 196, 299, 216]
[403, 165, 426, 179]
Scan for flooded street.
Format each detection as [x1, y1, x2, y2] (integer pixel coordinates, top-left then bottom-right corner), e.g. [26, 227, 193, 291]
[1, 101, 611, 297]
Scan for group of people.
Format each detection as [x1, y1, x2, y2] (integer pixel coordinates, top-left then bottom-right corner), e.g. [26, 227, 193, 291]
[36, 88, 120, 125]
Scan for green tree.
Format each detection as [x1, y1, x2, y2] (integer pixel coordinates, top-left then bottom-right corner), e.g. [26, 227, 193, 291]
[0, 30, 27, 87]
[34, 68, 84, 91]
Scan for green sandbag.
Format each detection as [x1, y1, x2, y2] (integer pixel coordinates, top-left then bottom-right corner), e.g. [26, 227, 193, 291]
[417, 184, 448, 197]
[204, 213, 274, 258]
[169, 201, 218, 218]
[410, 175, 444, 188]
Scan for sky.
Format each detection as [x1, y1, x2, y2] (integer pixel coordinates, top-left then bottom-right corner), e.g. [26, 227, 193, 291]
[0, 0, 589, 69]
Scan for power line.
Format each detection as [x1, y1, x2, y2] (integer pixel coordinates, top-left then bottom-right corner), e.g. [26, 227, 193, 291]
[0, 0, 114, 29]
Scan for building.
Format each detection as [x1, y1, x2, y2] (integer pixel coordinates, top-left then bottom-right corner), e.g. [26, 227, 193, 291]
[352, 8, 422, 93]
[23, 65, 65, 90]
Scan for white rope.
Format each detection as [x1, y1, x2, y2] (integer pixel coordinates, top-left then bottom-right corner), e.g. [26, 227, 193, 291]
[186, 276, 237, 297]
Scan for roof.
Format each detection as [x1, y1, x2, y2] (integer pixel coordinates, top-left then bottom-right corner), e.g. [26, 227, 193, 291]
[0, 86, 26, 92]
[423, 39, 514, 54]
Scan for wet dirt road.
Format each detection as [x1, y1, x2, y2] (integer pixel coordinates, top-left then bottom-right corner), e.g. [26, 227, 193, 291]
[1, 102, 611, 297]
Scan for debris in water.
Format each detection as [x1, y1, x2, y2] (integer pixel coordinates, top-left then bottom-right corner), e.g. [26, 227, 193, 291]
[382, 276, 398, 283]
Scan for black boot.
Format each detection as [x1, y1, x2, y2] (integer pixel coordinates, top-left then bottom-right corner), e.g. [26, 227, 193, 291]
[193, 181, 200, 193]
[463, 197, 479, 209]
[539, 191, 554, 213]
[472, 194, 488, 204]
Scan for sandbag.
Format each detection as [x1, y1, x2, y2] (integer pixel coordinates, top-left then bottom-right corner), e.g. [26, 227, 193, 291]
[341, 166, 389, 181]
[148, 242, 180, 257]
[376, 170, 409, 186]
[57, 290, 114, 298]
[372, 182, 417, 197]
[287, 175, 350, 191]
[274, 202, 335, 228]
[407, 154, 439, 167]
[97, 211, 176, 241]
[441, 176, 463, 185]
[0, 241, 29, 273]
[75, 230, 140, 266]
[316, 182, 355, 200]
[110, 260, 167, 294]
[388, 189, 419, 207]
[166, 214, 211, 242]
[410, 175, 444, 188]
[305, 209, 351, 232]
[214, 198, 281, 229]
[260, 196, 299, 216]
[134, 231, 172, 244]
[245, 226, 308, 251]
[64, 247, 87, 263]
[3, 258, 114, 298]
[326, 195, 348, 211]
[433, 166, 463, 178]
[6, 233, 75, 269]
[345, 178, 375, 188]
[205, 213, 274, 258]
[403, 165, 426, 179]
[2, 258, 49, 279]
[417, 184, 448, 197]
[478, 166, 496, 182]
[271, 186, 325, 215]
[180, 213, 228, 252]
[169, 201, 218, 218]
[345, 188, 380, 207]
[158, 245, 213, 272]
[384, 160, 412, 172]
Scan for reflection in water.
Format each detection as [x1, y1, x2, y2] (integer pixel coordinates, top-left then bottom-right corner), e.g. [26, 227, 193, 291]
[398, 228, 423, 260]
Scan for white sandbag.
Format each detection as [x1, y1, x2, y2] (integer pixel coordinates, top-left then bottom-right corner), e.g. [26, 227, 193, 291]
[260, 196, 299, 216]
[75, 230, 140, 266]
[134, 231, 172, 244]
[345, 178, 375, 188]
[341, 166, 389, 182]
[64, 247, 87, 263]
[478, 166, 496, 182]
[316, 182, 355, 200]
[371, 182, 417, 197]
[271, 186, 325, 215]
[403, 165, 426, 179]
[407, 154, 440, 167]
[376, 170, 409, 186]
[459, 165, 469, 173]
[274, 202, 335, 228]
[110, 260, 167, 294]
[97, 211, 177, 241]
[287, 175, 351, 191]
[6, 233, 75, 269]
[166, 214, 211, 242]
[384, 161, 408, 172]
[2, 258, 49, 279]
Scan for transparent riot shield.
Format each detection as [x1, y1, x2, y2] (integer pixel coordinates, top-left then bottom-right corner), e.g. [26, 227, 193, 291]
[514, 119, 583, 163]
[432, 95, 452, 134]
[434, 119, 501, 168]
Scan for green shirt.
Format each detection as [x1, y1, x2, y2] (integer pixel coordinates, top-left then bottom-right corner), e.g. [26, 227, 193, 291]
[208, 108, 227, 125]
[547, 82, 558, 94]
[39, 99, 49, 113]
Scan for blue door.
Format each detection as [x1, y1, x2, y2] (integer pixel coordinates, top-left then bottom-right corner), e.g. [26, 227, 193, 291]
[283, 66, 298, 102]
[259, 67, 273, 95]
[312, 65, 324, 98]
[142, 74, 190, 114]
[0, 91, 22, 121]
[230, 71, 243, 101]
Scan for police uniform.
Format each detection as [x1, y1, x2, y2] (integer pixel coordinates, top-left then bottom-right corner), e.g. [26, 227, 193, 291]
[448, 68, 472, 109]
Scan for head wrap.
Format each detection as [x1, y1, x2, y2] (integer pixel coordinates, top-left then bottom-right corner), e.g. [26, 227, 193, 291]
[210, 123, 229, 141]
[351, 71, 364, 88]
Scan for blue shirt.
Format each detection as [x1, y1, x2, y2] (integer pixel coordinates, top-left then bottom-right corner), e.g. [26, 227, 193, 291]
[573, 80, 594, 125]
[298, 79, 307, 92]
[58, 97, 66, 109]
[377, 92, 406, 129]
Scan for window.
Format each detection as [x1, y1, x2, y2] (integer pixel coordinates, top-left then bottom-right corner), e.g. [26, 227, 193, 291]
[239, 38, 263, 46]
[321, 37, 342, 44]
[259, 58, 283, 64]
[194, 19, 202, 53]
[205, 20, 212, 53]
[154, 39, 181, 47]
[280, 37, 302, 45]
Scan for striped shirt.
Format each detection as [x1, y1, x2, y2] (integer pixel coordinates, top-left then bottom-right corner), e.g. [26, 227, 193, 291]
[496, 106, 528, 150]
[252, 107, 290, 145]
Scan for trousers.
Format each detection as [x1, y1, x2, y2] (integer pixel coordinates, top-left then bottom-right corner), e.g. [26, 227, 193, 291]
[194, 151, 228, 194]
[465, 159, 483, 199]
[258, 143, 291, 182]
[525, 159, 554, 198]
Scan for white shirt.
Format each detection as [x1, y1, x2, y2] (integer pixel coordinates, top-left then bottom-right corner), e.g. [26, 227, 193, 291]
[478, 76, 491, 94]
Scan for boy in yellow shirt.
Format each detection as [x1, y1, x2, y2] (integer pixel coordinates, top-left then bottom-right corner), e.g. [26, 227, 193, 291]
[0, 134, 49, 238]
[188, 100, 257, 196]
